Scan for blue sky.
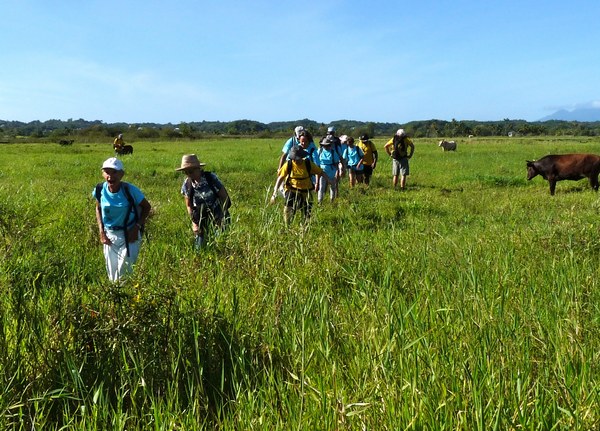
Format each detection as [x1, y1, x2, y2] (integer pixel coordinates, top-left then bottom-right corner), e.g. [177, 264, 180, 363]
[1, 0, 598, 124]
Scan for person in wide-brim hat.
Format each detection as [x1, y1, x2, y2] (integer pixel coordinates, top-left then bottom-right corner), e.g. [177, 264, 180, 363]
[177, 154, 230, 250]
[175, 154, 206, 171]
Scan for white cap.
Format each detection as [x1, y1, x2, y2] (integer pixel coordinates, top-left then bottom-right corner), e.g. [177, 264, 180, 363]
[294, 126, 305, 138]
[339, 134, 348, 143]
[102, 157, 124, 171]
[327, 126, 336, 133]
[396, 128, 406, 137]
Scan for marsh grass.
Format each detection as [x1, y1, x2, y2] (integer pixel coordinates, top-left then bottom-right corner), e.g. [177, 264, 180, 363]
[1, 137, 600, 429]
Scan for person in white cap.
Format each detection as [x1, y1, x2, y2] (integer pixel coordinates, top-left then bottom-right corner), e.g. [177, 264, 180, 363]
[93, 157, 151, 282]
[278, 125, 308, 170]
[384, 128, 415, 189]
[176, 154, 231, 249]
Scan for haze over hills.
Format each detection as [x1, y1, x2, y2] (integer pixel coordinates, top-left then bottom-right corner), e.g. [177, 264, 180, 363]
[539, 106, 600, 122]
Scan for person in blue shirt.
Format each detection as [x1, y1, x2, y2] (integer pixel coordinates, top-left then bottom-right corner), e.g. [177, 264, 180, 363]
[341, 135, 365, 188]
[278, 125, 305, 169]
[93, 157, 151, 282]
[323, 126, 346, 181]
[317, 136, 342, 203]
[297, 130, 320, 172]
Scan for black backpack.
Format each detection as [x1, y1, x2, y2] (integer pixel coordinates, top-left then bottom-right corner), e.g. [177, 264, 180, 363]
[184, 172, 231, 226]
[392, 135, 408, 159]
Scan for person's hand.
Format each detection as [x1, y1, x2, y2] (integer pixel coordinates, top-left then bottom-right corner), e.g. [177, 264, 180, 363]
[270, 194, 277, 205]
[100, 231, 112, 245]
[127, 225, 141, 242]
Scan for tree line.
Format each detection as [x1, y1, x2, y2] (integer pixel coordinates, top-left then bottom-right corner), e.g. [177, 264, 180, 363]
[1, 117, 600, 143]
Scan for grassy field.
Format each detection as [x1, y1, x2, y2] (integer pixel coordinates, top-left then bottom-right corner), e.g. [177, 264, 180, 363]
[1, 136, 600, 430]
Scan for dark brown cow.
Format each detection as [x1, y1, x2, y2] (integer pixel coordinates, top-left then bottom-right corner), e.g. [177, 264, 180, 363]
[115, 144, 134, 155]
[526, 154, 600, 195]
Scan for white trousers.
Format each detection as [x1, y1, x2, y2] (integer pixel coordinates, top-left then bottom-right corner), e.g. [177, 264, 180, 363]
[103, 229, 142, 282]
[318, 174, 337, 203]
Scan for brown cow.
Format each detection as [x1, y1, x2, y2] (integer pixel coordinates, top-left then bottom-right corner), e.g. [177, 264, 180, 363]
[526, 154, 600, 195]
[115, 144, 134, 155]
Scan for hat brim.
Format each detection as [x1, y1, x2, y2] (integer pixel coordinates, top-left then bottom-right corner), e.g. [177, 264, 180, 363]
[175, 163, 206, 171]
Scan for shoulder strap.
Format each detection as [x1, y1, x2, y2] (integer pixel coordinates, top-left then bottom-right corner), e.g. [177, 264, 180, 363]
[122, 182, 139, 256]
[204, 171, 220, 194]
[121, 182, 139, 224]
[95, 183, 102, 201]
[285, 159, 312, 187]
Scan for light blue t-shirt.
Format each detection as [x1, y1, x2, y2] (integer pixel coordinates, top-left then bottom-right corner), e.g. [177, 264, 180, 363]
[283, 140, 320, 165]
[343, 146, 365, 170]
[93, 182, 145, 229]
[318, 146, 341, 179]
[281, 136, 300, 153]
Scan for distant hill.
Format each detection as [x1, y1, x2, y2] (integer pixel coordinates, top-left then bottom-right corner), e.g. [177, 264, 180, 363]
[539, 107, 600, 122]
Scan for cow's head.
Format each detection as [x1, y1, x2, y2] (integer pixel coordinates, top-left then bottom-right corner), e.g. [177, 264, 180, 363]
[526, 160, 538, 180]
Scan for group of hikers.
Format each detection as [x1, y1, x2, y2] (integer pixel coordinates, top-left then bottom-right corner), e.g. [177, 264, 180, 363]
[94, 126, 414, 282]
[270, 125, 415, 225]
[94, 153, 230, 282]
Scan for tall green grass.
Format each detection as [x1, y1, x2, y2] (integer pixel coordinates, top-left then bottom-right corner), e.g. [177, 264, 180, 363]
[1, 137, 600, 429]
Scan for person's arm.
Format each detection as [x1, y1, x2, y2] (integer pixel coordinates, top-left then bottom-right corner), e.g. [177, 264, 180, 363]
[384, 140, 393, 156]
[128, 198, 151, 242]
[216, 186, 231, 226]
[372, 146, 379, 168]
[182, 194, 200, 235]
[278, 152, 287, 170]
[218, 186, 230, 211]
[408, 141, 415, 158]
[138, 198, 151, 226]
[271, 176, 284, 203]
[95, 201, 111, 245]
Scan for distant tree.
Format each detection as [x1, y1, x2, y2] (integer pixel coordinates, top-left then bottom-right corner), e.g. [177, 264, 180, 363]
[426, 122, 439, 138]
[178, 122, 195, 138]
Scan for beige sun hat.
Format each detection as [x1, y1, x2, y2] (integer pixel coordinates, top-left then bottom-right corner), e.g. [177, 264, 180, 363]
[176, 154, 206, 171]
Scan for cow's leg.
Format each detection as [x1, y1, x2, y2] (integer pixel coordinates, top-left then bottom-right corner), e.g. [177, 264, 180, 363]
[590, 175, 599, 191]
[549, 180, 557, 195]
